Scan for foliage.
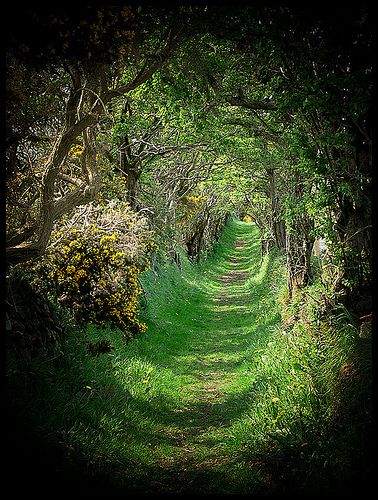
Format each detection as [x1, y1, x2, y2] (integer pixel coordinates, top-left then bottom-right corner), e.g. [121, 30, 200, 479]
[5, 4, 373, 494]
[6, 3, 373, 306]
[34, 201, 153, 337]
[6, 4, 190, 264]
[228, 266, 371, 493]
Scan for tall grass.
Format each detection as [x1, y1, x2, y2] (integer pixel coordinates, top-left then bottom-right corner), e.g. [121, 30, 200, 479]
[6, 219, 372, 495]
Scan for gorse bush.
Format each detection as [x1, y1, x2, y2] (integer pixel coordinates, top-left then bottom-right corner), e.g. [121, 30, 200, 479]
[35, 201, 155, 338]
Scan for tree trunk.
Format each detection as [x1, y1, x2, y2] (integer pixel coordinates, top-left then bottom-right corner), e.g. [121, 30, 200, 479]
[6, 32, 181, 266]
[273, 219, 286, 251]
[186, 219, 208, 262]
[286, 216, 314, 297]
[125, 166, 140, 210]
[266, 168, 286, 251]
[261, 238, 275, 256]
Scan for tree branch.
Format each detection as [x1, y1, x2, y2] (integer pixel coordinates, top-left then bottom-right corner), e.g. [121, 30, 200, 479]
[226, 94, 276, 111]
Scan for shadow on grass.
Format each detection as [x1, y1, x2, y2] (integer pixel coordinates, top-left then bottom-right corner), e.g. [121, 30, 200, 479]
[6, 222, 285, 495]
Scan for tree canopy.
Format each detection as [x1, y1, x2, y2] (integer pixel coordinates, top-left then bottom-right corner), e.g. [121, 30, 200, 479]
[6, 2, 373, 315]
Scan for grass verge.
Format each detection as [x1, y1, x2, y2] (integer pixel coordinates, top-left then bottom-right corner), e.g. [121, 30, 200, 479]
[5, 219, 372, 495]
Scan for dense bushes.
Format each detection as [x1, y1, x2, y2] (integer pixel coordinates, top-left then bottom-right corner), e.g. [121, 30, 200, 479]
[34, 201, 154, 338]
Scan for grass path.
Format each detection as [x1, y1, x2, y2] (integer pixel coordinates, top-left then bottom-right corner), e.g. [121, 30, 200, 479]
[110, 221, 284, 494]
[8, 220, 372, 496]
[161, 236, 262, 492]
[8, 220, 286, 496]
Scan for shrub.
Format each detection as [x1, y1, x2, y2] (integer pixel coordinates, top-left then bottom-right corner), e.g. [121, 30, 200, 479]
[35, 201, 155, 338]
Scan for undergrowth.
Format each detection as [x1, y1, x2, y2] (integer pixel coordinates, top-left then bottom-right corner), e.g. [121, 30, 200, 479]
[5, 219, 372, 495]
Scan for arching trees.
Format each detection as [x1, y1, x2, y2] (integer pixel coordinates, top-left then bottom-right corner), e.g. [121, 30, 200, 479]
[6, 3, 373, 314]
[198, 4, 373, 302]
[6, 5, 191, 265]
[267, 5, 373, 304]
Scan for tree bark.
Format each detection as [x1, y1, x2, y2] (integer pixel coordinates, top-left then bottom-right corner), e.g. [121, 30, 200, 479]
[6, 27, 182, 265]
[266, 168, 286, 251]
[286, 216, 314, 297]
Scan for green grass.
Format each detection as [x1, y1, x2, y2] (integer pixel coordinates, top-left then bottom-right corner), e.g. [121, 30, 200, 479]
[6, 219, 372, 495]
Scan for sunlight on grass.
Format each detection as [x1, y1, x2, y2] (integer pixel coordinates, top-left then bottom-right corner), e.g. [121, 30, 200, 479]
[7, 218, 366, 494]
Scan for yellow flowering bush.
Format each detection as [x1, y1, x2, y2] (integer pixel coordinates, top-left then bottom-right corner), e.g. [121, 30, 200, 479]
[36, 201, 153, 338]
[178, 195, 207, 228]
[68, 144, 84, 157]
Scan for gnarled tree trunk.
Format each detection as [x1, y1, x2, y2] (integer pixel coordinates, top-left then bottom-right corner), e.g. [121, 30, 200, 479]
[286, 215, 314, 297]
